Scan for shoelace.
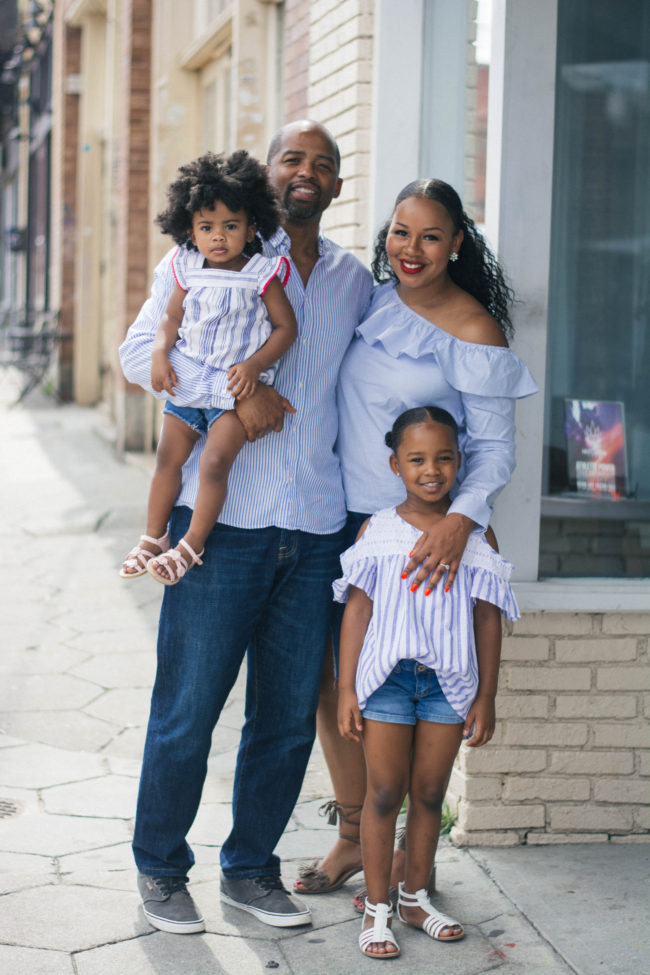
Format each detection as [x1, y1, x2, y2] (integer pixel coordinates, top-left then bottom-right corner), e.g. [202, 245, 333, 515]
[255, 876, 286, 893]
[153, 876, 189, 897]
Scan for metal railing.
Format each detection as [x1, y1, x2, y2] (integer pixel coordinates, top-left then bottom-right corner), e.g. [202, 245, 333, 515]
[0, 306, 60, 403]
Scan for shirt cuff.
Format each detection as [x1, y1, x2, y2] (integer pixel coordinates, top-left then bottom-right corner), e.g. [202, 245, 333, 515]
[448, 494, 490, 532]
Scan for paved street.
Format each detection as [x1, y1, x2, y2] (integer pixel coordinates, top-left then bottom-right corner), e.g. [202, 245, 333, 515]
[1, 373, 648, 974]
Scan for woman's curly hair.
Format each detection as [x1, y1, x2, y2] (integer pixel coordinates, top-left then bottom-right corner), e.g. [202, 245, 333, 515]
[371, 179, 514, 338]
[155, 150, 281, 256]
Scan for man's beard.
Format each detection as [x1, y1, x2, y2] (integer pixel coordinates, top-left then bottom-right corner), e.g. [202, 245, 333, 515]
[282, 187, 322, 221]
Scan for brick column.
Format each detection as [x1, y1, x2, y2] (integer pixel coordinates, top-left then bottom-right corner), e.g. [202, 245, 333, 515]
[114, 0, 152, 453]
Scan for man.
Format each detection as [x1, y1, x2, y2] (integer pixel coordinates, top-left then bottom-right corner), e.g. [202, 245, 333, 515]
[119, 121, 372, 933]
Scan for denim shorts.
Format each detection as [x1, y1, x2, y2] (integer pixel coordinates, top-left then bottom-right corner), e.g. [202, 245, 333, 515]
[362, 660, 464, 726]
[162, 401, 226, 435]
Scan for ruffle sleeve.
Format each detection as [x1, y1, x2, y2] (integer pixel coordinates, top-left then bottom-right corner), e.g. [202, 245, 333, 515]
[257, 255, 290, 295]
[170, 247, 188, 292]
[463, 534, 520, 621]
[357, 283, 537, 399]
[332, 555, 377, 604]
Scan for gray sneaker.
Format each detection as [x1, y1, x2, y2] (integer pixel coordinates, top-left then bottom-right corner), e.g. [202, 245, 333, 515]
[137, 874, 205, 934]
[220, 874, 312, 927]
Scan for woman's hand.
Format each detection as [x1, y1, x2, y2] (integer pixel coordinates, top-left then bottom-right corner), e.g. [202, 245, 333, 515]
[234, 384, 296, 441]
[462, 694, 496, 747]
[401, 512, 475, 592]
[151, 352, 177, 395]
[337, 688, 363, 742]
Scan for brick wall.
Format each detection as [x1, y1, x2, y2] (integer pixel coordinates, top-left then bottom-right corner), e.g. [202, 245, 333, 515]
[448, 611, 650, 845]
[306, 0, 374, 258]
[283, 0, 310, 121]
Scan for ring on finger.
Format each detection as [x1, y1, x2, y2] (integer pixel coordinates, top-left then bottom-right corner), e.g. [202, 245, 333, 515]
[439, 562, 451, 571]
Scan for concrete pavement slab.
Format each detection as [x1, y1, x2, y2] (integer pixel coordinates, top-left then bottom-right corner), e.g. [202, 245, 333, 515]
[0, 646, 90, 675]
[471, 844, 650, 975]
[74, 931, 290, 975]
[0, 945, 75, 975]
[42, 774, 139, 819]
[82, 687, 152, 726]
[69, 651, 157, 688]
[58, 843, 136, 890]
[100, 726, 148, 760]
[0, 710, 120, 752]
[0, 884, 150, 951]
[0, 674, 102, 712]
[0, 805, 130, 856]
[0, 850, 58, 895]
[0, 741, 106, 788]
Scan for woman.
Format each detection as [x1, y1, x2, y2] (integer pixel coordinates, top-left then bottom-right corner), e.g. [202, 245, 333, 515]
[293, 178, 537, 906]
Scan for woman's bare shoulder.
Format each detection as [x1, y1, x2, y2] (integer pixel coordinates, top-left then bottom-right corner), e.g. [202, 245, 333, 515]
[454, 293, 508, 347]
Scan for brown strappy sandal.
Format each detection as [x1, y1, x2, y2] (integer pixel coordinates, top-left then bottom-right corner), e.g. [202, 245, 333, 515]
[293, 800, 363, 894]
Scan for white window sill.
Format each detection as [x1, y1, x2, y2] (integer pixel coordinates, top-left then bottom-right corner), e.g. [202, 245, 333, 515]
[513, 579, 650, 612]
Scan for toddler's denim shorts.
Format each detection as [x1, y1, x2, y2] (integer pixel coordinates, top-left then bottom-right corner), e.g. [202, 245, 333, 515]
[162, 401, 226, 435]
[362, 660, 464, 726]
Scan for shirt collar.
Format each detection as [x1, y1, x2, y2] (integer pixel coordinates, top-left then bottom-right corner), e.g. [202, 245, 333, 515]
[268, 225, 328, 257]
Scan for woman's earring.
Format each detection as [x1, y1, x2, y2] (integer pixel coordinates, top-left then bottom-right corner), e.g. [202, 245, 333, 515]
[449, 252, 459, 262]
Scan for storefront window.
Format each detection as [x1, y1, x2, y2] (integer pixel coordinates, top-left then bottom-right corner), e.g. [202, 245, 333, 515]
[541, 0, 650, 578]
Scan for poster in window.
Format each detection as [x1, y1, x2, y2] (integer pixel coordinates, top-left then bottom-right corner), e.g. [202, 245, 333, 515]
[564, 399, 628, 498]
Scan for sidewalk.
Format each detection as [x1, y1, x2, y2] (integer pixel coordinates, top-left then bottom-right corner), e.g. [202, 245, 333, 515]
[1, 375, 648, 975]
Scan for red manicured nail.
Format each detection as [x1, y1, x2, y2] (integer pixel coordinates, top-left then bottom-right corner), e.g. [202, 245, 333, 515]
[410, 584, 418, 592]
[401, 572, 408, 579]
[409, 550, 414, 557]
[445, 586, 450, 593]
[424, 588, 432, 596]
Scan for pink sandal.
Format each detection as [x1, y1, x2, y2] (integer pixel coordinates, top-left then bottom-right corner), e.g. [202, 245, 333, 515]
[146, 538, 204, 586]
[120, 533, 170, 578]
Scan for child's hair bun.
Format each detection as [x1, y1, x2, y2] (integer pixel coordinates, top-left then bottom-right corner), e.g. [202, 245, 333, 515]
[384, 431, 394, 449]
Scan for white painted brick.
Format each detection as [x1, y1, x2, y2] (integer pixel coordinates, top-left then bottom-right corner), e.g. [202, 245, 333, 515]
[513, 612, 595, 636]
[554, 694, 637, 719]
[504, 722, 588, 747]
[527, 832, 610, 844]
[635, 806, 650, 829]
[501, 636, 549, 661]
[460, 747, 547, 774]
[503, 777, 590, 801]
[638, 751, 650, 776]
[555, 638, 638, 663]
[548, 751, 634, 775]
[592, 723, 650, 749]
[611, 834, 650, 843]
[459, 802, 545, 830]
[601, 613, 650, 635]
[506, 666, 591, 691]
[597, 667, 650, 691]
[594, 778, 650, 804]
[448, 767, 502, 801]
[450, 826, 522, 847]
[495, 693, 549, 718]
[550, 805, 634, 832]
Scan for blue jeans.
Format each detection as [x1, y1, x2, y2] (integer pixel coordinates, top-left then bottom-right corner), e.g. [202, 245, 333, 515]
[133, 506, 345, 879]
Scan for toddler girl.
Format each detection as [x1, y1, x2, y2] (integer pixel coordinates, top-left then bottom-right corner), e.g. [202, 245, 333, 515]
[120, 150, 297, 585]
[335, 406, 519, 960]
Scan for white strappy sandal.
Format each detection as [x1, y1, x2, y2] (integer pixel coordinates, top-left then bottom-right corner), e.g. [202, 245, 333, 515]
[359, 899, 400, 959]
[146, 538, 204, 586]
[397, 882, 464, 941]
[119, 533, 170, 578]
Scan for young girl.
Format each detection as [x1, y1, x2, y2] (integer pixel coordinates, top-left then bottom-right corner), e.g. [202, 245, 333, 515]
[335, 406, 520, 960]
[120, 150, 297, 585]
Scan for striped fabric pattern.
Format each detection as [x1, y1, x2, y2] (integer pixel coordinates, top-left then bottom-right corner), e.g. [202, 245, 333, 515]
[332, 507, 520, 717]
[119, 228, 373, 533]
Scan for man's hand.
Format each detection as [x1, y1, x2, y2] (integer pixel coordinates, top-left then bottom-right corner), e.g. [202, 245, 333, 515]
[401, 512, 474, 593]
[234, 383, 296, 441]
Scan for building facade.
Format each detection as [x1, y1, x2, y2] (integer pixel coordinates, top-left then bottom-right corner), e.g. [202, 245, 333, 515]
[2, 0, 648, 844]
